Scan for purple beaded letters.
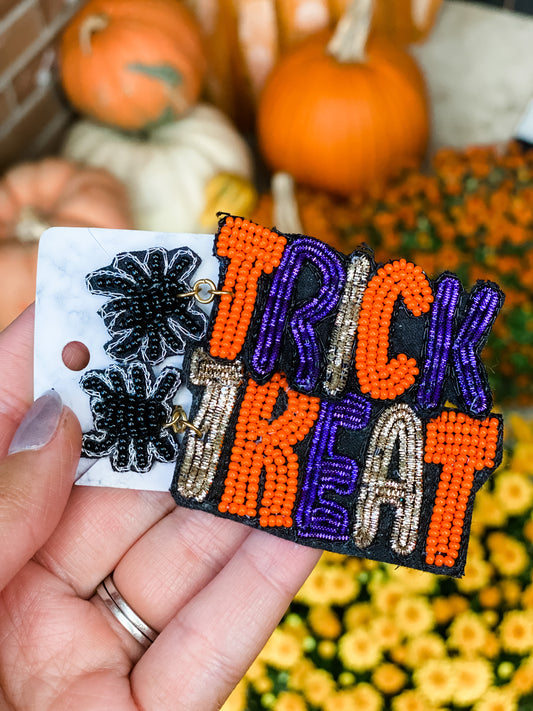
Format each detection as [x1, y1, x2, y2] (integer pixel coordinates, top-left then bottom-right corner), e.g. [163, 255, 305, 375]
[417, 275, 461, 410]
[417, 277, 503, 415]
[452, 284, 503, 416]
[251, 237, 346, 391]
[295, 392, 371, 541]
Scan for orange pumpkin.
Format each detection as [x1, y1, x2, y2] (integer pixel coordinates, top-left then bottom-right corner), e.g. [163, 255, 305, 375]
[189, 0, 441, 127]
[59, 0, 206, 131]
[0, 158, 133, 329]
[257, 0, 430, 195]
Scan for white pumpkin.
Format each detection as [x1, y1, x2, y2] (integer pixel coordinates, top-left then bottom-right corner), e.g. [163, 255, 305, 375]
[62, 104, 255, 233]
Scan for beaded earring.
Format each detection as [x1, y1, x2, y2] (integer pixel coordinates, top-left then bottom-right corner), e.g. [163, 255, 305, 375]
[171, 214, 505, 577]
[60, 213, 505, 576]
[86, 246, 208, 365]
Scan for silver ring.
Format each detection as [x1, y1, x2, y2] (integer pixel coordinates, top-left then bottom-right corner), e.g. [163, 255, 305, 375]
[95, 574, 158, 649]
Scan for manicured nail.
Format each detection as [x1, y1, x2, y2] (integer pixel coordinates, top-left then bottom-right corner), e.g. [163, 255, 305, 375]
[8, 390, 63, 455]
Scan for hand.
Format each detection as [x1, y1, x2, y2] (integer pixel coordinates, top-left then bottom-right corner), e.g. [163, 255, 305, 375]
[0, 307, 321, 710]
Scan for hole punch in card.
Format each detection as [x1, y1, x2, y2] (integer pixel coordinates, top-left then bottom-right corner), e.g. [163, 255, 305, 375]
[34, 227, 219, 491]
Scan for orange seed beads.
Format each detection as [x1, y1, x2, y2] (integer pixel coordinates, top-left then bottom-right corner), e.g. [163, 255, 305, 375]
[425, 410, 500, 567]
[356, 260, 433, 400]
[218, 372, 320, 528]
[210, 216, 287, 361]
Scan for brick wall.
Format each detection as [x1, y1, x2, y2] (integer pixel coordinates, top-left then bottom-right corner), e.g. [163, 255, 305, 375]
[0, 0, 86, 172]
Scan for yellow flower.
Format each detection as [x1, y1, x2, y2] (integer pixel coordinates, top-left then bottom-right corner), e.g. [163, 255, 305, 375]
[324, 565, 360, 605]
[308, 605, 342, 639]
[511, 441, 533, 472]
[432, 596, 457, 625]
[369, 616, 402, 650]
[323, 690, 359, 711]
[494, 470, 533, 515]
[395, 596, 434, 637]
[338, 628, 383, 671]
[414, 658, 455, 705]
[283, 613, 308, 641]
[432, 595, 468, 625]
[296, 565, 359, 606]
[288, 659, 315, 691]
[404, 633, 447, 668]
[350, 683, 384, 711]
[372, 581, 405, 615]
[490, 538, 528, 577]
[273, 691, 308, 711]
[510, 656, 533, 695]
[321, 551, 348, 565]
[343, 559, 363, 577]
[260, 629, 302, 669]
[521, 583, 533, 610]
[456, 556, 492, 593]
[344, 602, 373, 630]
[295, 565, 333, 606]
[245, 658, 273, 693]
[487, 530, 524, 560]
[324, 685, 384, 711]
[391, 689, 435, 711]
[253, 676, 273, 694]
[246, 657, 267, 683]
[500, 580, 523, 606]
[524, 517, 533, 544]
[499, 610, 533, 654]
[484, 632, 501, 659]
[448, 611, 489, 655]
[473, 490, 507, 528]
[451, 658, 493, 706]
[387, 565, 436, 594]
[363, 559, 380, 571]
[372, 663, 408, 695]
[478, 586, 502, 609]
[302, 668, 336, 707]
[390, 644, 409, 666]
[472, 687, 518, 711]
[468, 536, 485, 559]
[509, 414, 533, 443]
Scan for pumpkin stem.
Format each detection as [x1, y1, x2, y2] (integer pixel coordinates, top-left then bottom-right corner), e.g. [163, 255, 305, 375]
[79, 13, 109, 55]
[166, 87, 189, 117]
[412, 0, 436, 31]
[272, 172, 303, 234]
[327, 0, 373, 63]
[14, 206, 49, 243]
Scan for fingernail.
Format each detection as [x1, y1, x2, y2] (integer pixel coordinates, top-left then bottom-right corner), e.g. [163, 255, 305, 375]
[8, 390, 63, 455]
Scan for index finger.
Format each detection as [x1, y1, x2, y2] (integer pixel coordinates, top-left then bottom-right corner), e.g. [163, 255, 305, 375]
[0, 305, 35, 456]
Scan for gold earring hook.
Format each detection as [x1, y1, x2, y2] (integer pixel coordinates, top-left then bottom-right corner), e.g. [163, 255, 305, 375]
[176, 278, 232, 305]
[164, 405, 203, 437]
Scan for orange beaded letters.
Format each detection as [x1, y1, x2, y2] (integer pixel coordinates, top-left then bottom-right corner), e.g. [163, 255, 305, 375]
[165, 215, 505, 577]
[356, 260, 433, 400]
[424, 411, 500, 567]
[210, 216, 287, 361]
[218, 372, 320, 528]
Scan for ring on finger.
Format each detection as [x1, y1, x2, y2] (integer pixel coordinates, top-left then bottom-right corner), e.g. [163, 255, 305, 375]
[95, 574, 158, 649]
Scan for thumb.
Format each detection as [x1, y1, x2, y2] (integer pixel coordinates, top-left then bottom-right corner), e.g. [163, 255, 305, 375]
[0, 390, 82, 591]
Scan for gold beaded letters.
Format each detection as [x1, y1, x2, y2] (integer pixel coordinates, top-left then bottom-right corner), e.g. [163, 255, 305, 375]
[176, 349, 244, 501]
[353, 404, 424, 555]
